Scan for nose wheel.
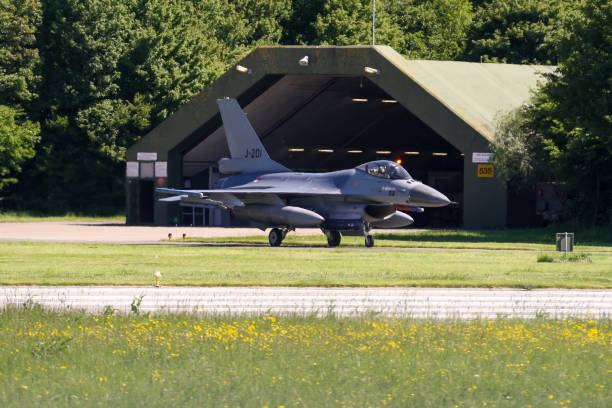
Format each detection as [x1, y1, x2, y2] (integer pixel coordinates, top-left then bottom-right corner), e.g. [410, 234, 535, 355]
[363, 222, 374, 247]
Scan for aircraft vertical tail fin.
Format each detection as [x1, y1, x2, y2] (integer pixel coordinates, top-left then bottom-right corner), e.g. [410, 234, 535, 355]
[216, 98, 289, 174]
[217, 98, 270, 160]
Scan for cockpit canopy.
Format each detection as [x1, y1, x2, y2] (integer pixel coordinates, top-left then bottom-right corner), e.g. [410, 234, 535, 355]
[355, 160, 413, 180]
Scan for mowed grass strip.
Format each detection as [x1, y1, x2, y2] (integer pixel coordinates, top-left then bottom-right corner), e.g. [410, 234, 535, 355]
[0, 212, 125, 223]
[1, 242, 611, 288]
[185, 227, 612, 252]
[1, 307, 609, 407]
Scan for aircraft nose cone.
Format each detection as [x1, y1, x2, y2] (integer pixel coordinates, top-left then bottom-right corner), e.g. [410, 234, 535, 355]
[409, 184, 451, 207]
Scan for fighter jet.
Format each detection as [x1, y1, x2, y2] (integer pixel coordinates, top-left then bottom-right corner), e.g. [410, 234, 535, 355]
[157, 98, 451, 247]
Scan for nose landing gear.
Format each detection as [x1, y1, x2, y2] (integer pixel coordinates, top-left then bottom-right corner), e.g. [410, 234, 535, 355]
[363, 222, 374, 248]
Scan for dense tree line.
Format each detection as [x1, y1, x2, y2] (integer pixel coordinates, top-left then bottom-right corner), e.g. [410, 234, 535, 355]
[0, 0, 609, 224]
[491, 0, 611, 225]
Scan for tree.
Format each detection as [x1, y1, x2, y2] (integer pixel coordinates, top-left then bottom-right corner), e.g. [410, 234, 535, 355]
[13, 0, 293, 213]
[282, 0, 327, 44]
[0, 0, 41, 200]
[314, 0, 404, 49]
[26, 0, 135, 212]
[386, 0, 473, 59]
[0, 0, 41, 107]
[493, 0, 611, 225]
[313, 0, 473, 60]
[464, 0, 570, 64]
[0, 105, 39, 193]
[529, 0, 611, 224]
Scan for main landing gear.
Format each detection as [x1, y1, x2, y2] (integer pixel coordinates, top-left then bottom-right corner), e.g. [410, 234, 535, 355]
[325, 230, 341, 247]
[268, 227, 292, 247]
[321, 228, 373, 248]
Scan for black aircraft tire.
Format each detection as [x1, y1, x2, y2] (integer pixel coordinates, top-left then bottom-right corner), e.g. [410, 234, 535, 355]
[269, 228, 283, 247]
[365, 234, 374, 248]
[327, 230, 341, 247]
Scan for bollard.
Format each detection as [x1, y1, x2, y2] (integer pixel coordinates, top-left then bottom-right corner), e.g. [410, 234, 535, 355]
[168, 233, 172, 240]
[154, 270, 161, 287]
[182, 233, 186, 241]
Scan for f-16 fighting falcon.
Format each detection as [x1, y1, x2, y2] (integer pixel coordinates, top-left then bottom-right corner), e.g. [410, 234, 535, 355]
[157, 98, 451, 247]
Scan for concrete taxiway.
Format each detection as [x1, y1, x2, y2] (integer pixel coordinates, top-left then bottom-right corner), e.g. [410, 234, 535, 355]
[0, 221, 304, 244]
[1, 286, 610, 319]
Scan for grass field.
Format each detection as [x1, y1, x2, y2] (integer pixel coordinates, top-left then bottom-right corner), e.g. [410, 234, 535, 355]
[185, 226, 612, 252]
[0, 212, 125, 223]
[1, 241, 611, 288]
[0, 306, 609, 407]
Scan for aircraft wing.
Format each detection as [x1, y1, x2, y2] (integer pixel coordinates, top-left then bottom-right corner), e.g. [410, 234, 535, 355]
[157, 186, 342, 197]
[156, 187, 342, 209]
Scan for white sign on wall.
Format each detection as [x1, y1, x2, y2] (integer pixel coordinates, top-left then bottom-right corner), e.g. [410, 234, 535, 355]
[126, 161, 139, 178]
[140, 162, 154, 178]
[137, 152, 157, 161]
[155, 161, 168, 177]
[472, 152, 492, 163]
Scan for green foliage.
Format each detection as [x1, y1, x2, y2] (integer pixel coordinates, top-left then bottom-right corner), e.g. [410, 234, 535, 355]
[282, 0, 327, 44]
[13, 0, 291, 213]
[490, 107, 542, 185]
[0, 105, 39, 192]
[313, 0, 473, 59]
[465, 0, 571, 64]
[0, 0, 41, 106]
[491, 0, 611, 225]
[386, 0, 474, 59]
[525, 0, 611, 224]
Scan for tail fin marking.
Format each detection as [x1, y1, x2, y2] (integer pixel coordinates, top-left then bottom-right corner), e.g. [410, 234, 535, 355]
[216, 98, 270, 160]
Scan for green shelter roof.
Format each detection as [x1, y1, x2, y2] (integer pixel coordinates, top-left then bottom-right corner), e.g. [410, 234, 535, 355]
[376, 47, 556, 140]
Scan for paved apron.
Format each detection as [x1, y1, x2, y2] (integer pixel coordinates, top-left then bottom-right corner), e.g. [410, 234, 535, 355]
[1, 286, 610, 319]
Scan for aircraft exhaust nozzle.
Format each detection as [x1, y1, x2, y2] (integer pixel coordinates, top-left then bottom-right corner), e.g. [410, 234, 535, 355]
[409, 184, 451, 207]
[233, 205, 324, 227]
[371, 211, 414, 228]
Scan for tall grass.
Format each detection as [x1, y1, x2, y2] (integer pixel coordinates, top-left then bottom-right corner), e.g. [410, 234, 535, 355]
[0, 306, 609, 407]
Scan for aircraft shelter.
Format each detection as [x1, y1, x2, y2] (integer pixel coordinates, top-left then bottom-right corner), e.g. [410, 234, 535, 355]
[126, 46, 554, 228]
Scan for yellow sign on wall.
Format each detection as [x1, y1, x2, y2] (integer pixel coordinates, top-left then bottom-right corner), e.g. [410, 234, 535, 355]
[477, 164, 494, 178]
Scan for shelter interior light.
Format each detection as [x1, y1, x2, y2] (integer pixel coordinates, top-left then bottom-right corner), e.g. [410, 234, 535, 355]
[235, 65, 251, 74]
[404, 151, 420, 155]
[433, 152, 448, 156]
[376, 150, 391, 154]
[347, 149, 363, 154]
[364, 66, 380, 75]
[460, 153, 465, 156]
[381, 99, 397, 103]
[288, 148, 305, 152]
[351, 98, 368, 102]
[318, 149, 334, 153]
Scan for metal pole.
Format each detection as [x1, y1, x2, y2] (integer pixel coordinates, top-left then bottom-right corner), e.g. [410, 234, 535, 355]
[372, 0, 375, 45]
[564, 232, 568, 258]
